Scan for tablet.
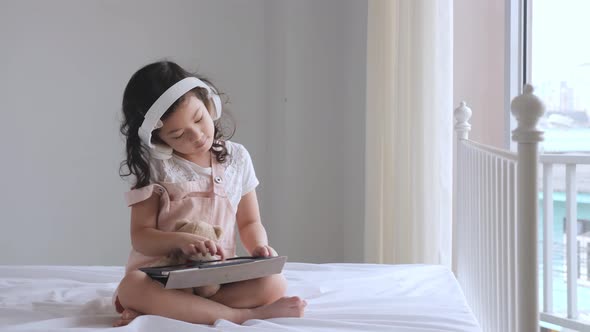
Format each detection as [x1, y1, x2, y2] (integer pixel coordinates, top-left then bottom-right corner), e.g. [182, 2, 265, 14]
[139, 256, 287, 289]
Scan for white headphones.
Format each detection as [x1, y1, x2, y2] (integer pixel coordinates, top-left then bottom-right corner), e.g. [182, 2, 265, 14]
[138, 77, 222, 160]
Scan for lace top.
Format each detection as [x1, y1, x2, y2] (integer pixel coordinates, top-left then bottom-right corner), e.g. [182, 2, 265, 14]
[148, 141, 259, 211]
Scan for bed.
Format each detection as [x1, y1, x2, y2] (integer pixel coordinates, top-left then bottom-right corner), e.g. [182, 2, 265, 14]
[0, 86, 545, 332]
[0, 264, 479, 331]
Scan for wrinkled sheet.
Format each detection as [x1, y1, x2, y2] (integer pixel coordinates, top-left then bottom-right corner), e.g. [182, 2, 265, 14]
[0, 263, 480, 331]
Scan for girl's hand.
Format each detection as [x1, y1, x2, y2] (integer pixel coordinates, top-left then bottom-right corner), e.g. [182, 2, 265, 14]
[177, 233, 225, 260]
[251, 244, 278, 257]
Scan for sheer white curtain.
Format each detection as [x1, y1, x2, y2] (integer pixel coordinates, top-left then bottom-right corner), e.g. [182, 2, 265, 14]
[365, 0, 453, 265]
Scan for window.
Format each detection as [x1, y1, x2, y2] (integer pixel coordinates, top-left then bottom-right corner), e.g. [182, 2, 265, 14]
[521, 0, 590, 328]
[528, 0, 590, 153]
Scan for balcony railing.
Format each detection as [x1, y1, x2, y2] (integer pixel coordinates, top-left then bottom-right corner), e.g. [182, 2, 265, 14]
[539, 153, 590, 331]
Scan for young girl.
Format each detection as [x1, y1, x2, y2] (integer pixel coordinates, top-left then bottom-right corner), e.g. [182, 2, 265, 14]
[114, 61, 306, 327]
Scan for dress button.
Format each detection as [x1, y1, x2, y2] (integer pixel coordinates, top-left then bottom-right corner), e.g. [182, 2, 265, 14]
[214, 176, 223, 184]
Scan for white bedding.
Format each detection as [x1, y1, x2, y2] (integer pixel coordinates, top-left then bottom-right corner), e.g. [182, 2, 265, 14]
[0, 263, 480, 332]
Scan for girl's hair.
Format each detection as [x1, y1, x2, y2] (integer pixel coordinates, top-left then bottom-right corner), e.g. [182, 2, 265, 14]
[119, 61, 235, 189]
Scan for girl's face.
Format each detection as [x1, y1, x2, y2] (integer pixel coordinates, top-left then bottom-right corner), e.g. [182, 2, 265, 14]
[157, 93, 215, 160]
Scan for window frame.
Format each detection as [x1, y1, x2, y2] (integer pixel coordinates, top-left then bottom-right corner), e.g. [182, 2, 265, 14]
[505, 0, 531, 151]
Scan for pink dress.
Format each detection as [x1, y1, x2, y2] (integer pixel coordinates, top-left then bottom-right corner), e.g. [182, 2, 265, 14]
[114, 152, 237, 312]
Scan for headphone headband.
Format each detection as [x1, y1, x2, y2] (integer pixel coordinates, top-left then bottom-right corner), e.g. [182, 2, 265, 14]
[138, 77, 222, 149]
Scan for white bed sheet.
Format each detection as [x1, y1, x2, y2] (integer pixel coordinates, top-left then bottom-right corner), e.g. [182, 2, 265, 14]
[0, 263, 480, 332]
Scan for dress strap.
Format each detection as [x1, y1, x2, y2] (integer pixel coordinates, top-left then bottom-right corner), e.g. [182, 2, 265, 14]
[210, 152, 227, 196]
[124, 183, 168, 207]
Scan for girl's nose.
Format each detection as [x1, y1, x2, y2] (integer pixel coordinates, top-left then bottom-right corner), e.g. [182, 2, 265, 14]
[187, 128, 203, 141]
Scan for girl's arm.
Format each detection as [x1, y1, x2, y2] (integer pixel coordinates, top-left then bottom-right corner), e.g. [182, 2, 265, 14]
[130, 192, 223, 258]
[236, 190, 276, 256]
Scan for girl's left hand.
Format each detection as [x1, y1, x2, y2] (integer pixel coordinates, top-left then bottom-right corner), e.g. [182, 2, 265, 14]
[251, 245, 278, 257]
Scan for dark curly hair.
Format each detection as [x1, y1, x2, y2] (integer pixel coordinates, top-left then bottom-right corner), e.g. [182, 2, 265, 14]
[119, 61, 235, 189]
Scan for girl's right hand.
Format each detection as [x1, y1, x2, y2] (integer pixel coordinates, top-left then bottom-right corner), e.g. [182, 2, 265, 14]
[177, 233, 225, 260]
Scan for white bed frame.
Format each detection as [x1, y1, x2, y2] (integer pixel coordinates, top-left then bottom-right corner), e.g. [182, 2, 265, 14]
[453, 84, 544, 332]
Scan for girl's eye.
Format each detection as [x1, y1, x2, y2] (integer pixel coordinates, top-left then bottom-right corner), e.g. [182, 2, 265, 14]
[174, 133, 184, 140]
[195, 117, 202, 123]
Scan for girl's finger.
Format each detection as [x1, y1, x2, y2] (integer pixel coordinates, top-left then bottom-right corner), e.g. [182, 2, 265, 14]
[204, 240, 217, 256]
[180, 246, 189, 256]
[181, 244, 194, 256]
[195, 241, 207, 255]
[217, 247, 226, 260]
[254, 246, 268, 257]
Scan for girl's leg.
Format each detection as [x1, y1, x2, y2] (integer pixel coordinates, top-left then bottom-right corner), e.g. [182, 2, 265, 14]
[114, 271, 305, 326]
[209, 273, 288, 308]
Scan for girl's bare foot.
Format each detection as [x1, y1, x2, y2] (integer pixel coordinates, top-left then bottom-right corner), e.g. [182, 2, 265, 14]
[249, 296, 307, 321]
[112, 308, 142, 327]
[112, 296, 307, 326]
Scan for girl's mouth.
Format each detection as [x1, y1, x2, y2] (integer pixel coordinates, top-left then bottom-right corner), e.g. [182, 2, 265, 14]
[195, 137, 208, 148]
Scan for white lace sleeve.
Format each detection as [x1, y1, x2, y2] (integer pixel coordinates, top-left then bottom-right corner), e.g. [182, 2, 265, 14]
[236, 144, 259, 196]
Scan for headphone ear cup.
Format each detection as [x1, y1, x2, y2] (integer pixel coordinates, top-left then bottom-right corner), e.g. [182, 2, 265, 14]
[151, 144, 173, 160]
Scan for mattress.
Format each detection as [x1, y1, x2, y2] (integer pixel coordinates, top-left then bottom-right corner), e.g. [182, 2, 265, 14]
[0, 263, 480, 331]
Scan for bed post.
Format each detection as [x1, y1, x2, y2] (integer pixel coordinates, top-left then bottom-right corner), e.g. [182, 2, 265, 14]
[453, 101, 472, 275]
[454, 101, 472, 140]
[511, 84, 545, 332]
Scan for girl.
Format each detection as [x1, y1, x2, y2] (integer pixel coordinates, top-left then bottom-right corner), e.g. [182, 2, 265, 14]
[114, 61, 306, 327]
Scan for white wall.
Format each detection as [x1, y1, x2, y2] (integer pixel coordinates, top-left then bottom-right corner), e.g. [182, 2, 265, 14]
[454, 0, 506, 148]
[0, 0, 267, 265]
[0, 0, 508, 266]
[0, 0, 367, 265]
[262, 0, 367, 263]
